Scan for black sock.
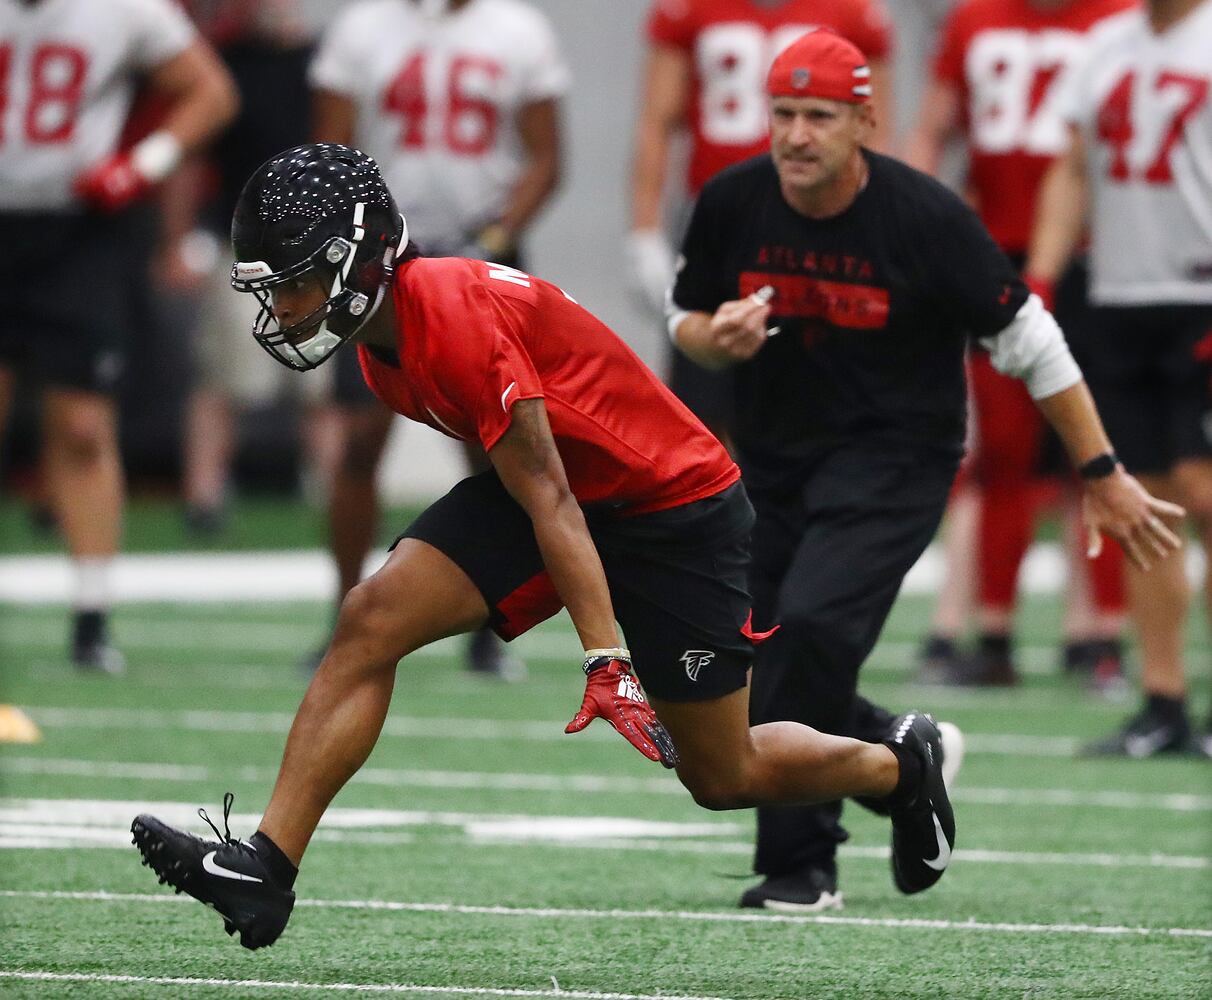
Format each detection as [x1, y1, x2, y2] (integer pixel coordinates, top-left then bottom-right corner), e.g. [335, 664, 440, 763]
[978, 632, 1011, 659]
[250, 831, 299, 890]
[73, 609, 106, 649]
[1144, 693, 1187, 725]
[882, 738, 923, 810]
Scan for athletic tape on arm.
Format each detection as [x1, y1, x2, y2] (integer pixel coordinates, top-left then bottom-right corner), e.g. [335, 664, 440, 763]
[978, 293, 1083, 400]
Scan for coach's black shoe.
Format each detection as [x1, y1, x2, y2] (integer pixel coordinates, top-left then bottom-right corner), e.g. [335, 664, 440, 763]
[131, 793, 296, 950]
[71, 611, 125, 676]
[739, 861, 842, 912]
[1081, 702, 1192, 758]
[886, 713, 956, 895]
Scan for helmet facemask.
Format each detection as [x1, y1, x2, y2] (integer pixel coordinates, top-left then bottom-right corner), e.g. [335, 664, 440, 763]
[233, 203, 399, 372]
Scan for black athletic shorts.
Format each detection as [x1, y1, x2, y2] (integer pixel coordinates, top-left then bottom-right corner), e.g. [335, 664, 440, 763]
[395, 472, 759, 702]
[0, 208, 152, 393]
[1081, 303, 1212, 475]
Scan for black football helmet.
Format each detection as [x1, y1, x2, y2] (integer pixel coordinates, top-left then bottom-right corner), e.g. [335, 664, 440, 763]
[230, 144, 407, 371]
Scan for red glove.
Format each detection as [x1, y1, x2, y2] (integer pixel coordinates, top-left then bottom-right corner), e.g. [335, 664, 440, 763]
[73, 151, 152, 213]
[1023, 273, 1057, 314]
[565, 650, 680, 768]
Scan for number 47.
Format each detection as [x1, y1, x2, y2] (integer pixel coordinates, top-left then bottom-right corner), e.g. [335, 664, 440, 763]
[1097, 69, 1209, 184]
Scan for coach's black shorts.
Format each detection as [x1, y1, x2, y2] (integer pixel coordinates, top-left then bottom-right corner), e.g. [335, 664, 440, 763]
[1082, 304, 1212, 475]
[0, 208, 152, 393]
[396, 472, 758, 702]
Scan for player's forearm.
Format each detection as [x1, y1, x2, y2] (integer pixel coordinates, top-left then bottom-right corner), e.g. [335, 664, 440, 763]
[632, 119, 672, 231]
[498, 154, 561, 238]
[529, 492, 621, 651]
[1026, 152, 1087, 284]
[672, 311, 733, 370]
[157, 48, 240, 154]
[1033, 379, 1114, 470]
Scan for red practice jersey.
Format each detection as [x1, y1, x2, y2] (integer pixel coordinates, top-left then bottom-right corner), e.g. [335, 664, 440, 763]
[933, 0, 1135, 252]
[647, 0, 892, 194]
[358, 257, 740, 515]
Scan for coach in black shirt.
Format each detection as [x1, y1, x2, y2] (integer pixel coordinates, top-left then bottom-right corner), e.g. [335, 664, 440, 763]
[667, 28, 1184, 911]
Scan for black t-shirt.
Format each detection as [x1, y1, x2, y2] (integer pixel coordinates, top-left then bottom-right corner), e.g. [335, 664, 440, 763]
[672, 150, 1028, 492]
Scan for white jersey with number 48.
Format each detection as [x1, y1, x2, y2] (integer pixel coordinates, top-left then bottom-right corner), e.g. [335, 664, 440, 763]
[0, 0, 195, 212]
[1061, 1, 1212, 305]
[310, 0, 570, 251]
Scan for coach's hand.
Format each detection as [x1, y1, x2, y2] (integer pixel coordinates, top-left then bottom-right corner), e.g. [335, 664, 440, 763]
[708, 290, 775, 363]
[565, 650, 680, 768]
[1082, 466, 1185, 571]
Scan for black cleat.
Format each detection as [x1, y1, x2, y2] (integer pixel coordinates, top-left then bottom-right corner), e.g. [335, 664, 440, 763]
[887, 713, 956, 895]
[72, 610, 125, 676]
[131, 793, 294, 950]
[739, 862, 842, 912]
[1081, 707, 1192, 758]
[466, 625, 526, 681]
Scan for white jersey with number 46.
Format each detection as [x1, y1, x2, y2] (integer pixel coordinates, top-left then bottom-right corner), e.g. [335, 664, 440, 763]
[310, 0, 569, 251]
[1061, 1, 1212, 305]
[0, 0, 195, 212]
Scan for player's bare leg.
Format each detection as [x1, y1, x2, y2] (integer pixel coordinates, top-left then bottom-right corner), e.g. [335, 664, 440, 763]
[649, 689, 955, 894]
[182, 386, 236, 532]
[649, 689, 897, 809]
[43, 387, 125, 672]
[260, 538, 490, 863]
[328, 402, 394, 603]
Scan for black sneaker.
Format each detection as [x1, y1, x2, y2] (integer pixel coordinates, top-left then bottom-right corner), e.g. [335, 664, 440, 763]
[1082, 706, 1192, 758]
[131, 794, 295, 950]
[466, 626, 526, 681]
[915, 634, 961, 684]
[887, 713, 956, 895]
[738, 862, 842, 912]
[72, 610, 125, 676]
[944, 634, 1018, 687]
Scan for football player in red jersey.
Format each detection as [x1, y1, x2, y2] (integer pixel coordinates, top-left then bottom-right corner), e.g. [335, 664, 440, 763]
[0, 0, 237, 672]
[904, 0, 1134, 688]
[627, 0, 895, 442]
[131, 143, 965, 950]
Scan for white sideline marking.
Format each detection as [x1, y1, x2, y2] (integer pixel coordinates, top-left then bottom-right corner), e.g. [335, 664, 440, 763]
[11, 706, 1129, 758]
[2, 544, 1206, 603]
[2, 890, 1209, 939]
[0, 970, 736, 1000]
[2, 798, 1208, 870]
[8, 753, 1212, 812]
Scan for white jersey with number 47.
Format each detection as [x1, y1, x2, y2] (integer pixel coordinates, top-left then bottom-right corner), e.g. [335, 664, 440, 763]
[1061, 1, 1212, 305]
[310, 0, 570, 251]
[0, 0, 195, 212]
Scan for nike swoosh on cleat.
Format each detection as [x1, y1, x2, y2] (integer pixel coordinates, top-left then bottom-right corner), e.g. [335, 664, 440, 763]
[202, 850, 263, 883]
[1124, 730, 1172, 758]
[923, 811, 952, 872]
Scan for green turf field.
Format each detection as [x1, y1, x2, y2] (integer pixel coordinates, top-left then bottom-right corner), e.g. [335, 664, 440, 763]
[1, 505, 1210, 998]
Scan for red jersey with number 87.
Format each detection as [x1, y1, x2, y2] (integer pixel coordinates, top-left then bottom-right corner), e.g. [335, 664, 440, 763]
[358, 257, 741, 515]
[647, 0, 892, 194]
[932, 0, 1134, 253]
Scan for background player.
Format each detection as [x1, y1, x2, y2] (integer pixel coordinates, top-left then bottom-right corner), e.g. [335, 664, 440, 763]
[302, 0, 569, 676]
[0, 0, 237, 671]
[1028, 0, 1212, 755]
[904, 0, 1133, 688]
[627, 0, 895, 443]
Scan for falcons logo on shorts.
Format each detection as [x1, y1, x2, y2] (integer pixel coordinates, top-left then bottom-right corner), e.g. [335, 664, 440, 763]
[680, 650, 715, 682]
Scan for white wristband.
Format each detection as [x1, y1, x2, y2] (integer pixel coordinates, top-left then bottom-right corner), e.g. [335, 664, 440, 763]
[130, 130, 183, 183]
[584, 647, 630, 660]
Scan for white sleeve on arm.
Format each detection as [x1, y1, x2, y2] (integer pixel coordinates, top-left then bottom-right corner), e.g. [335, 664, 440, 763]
[978, 293, 1083, 400]
[665, 291, 691, 344]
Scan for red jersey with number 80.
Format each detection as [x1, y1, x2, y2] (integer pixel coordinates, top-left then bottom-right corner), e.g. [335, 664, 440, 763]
[647, 0, 892, 194]
[358, 257, 741, 515]
[932, 0, 1134, 253]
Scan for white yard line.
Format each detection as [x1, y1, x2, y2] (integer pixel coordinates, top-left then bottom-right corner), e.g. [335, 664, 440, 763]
[6, 756, 1210, 812]
[0, 970, 738, 1000]
[12, 706, 1115, 756]
[1, 890, 1209, 939]
[0, 798, 1208, 869]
